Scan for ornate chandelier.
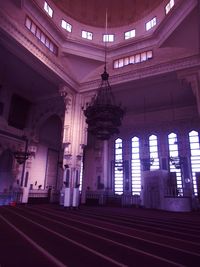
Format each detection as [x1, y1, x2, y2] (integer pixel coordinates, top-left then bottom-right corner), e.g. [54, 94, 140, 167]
[84, 10, 124, 140]
[13, 136, 34, 164]
[13, 150, 32, 164]
[84, 67, 124, 140]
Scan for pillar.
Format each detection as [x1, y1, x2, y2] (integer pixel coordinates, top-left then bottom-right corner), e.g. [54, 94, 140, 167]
[59, 85, 87, 207]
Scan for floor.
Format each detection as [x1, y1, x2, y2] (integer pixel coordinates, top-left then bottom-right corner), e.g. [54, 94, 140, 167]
[0, 204, 200, 267]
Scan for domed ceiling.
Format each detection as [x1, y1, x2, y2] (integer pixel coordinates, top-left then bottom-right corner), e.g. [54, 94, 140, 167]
[52, 0, 164, 28]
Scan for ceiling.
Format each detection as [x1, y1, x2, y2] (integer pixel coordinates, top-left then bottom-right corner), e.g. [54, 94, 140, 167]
[114, 74, 196, 114]
[52, 0, 163, 28]
[0, 44, 59, 102]
[0, 42, 196, 115]
[0, 0, 197, 116]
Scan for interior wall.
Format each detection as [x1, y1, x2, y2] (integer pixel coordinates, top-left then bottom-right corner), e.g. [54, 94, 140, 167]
[0, 149, 14, 192]
[82, 104, 200, 198]
[29, 115, 63, 190]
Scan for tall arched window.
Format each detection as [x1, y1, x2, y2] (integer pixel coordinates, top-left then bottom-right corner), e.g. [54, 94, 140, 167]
[79, 161, 83, 191]
[114, 138, 123, 195]
[131, 137, 141, 195]
[189, 130, 200, 195]
[149, 134, 159, 170]
[168, 133, 183, 195]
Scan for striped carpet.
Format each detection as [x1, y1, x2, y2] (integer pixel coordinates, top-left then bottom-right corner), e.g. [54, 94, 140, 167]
[0, 204, 200, 267]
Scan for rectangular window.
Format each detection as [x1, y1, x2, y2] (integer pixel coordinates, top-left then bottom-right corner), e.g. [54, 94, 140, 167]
[45, 38, 50, 48]
[118, 58, 124, 68]
[113, 50, 152, 69]
[124, 57, 129, 66]
[36, 28, 41, 39]
[41, 33, 46, 44]
[61, 20, 72, 32]
[49, 42, 54, 52]
[129, 55, 135, 64]
[44, 2, 53, 17]
[25, 17, 58, 55]
[165, 0, 175, 14]
[152, 17, 157, 27]
[82, 30, 93, 40]
[25, 17, 31, 30]
[147, 50, 153, 59]
[135, 54, 141, 63]
[146, 21, 151, 31]
[30, 23, 36, 35]
[146, 17, 157, 31]
[113, 60, 119, 69]
[141, 52, 147, 62]
[103, 34, 114, 42]
[124, 29, 136, 40]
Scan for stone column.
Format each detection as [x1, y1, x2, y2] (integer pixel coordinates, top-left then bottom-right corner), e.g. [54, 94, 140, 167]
[59, 85, 87, 207]
[102, 140, 109, 190]
[159, 131, 170, 172]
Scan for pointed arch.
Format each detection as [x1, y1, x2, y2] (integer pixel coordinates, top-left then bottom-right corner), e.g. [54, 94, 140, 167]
[189, 130, 200, 195]
[114, 138, 123, 195]
[149, 134, 159, 170]
[168, 132, 183, 195]
[131, 136, 141, 195]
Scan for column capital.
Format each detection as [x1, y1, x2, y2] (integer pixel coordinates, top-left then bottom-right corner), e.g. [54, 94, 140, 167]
[59, 84, 73, 107]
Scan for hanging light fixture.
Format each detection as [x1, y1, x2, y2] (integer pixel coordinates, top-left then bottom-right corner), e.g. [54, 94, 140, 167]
[83, 11, 125, 140]
[13, 136, 33, 165]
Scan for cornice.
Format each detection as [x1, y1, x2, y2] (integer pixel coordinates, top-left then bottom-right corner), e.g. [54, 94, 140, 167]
[61, 40, 105, 62]
[24, 0, 66, 43]
[46, 0, 197, 61]
[0, 10, 79, 91]
[80, 55, 200, 92]
[118, 117, 200, 140]
[0, 1, 199, 94]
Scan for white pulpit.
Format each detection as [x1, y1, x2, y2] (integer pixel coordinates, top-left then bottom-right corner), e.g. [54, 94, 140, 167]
[142, 170, 168, 209]
[72, 188, 80, 207]
[21, 187, 29, 203]
[63, 188, 71, 207]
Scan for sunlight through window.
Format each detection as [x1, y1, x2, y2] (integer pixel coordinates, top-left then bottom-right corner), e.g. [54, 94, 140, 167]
[149, 135, 160, 170]
[168, 133, 183, 195]
[131, 137, 141, 195]
[114, 138, 123, 195]
[189, 130, 200, 195]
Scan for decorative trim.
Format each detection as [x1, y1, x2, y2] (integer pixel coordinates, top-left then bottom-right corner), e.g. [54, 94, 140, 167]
[0, 10, 78, 90]
[80, 56, 200, 92]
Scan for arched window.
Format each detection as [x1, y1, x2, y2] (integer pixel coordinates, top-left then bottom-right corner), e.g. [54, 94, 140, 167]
[131, 137, 141, 195]
[168, 133, 183, 195]
[189, 130, 200, 195]
[79, 161, 83, 191]
[114, 138, 123, 195]
[149, 134, 159, 170]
